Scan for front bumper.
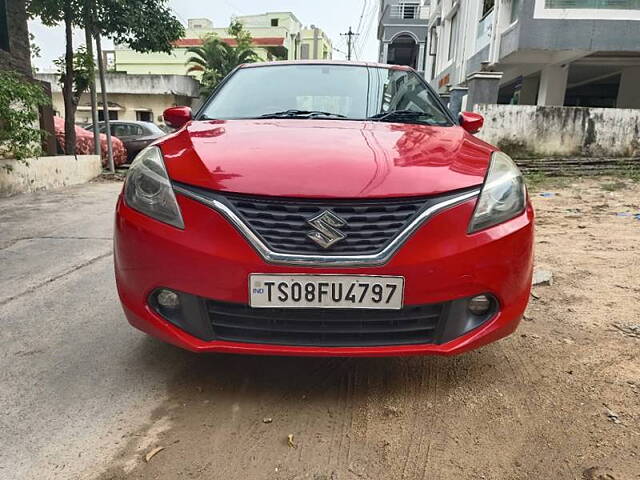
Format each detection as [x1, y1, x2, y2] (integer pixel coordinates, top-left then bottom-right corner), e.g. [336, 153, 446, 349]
[114, 191, 534, 357]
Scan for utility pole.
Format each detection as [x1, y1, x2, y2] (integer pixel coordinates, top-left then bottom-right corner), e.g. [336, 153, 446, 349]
[340, 26, 359, 61]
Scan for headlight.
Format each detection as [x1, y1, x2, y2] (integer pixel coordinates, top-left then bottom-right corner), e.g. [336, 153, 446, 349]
[468, 151, 526, 233]
[124, 146, 184, 229]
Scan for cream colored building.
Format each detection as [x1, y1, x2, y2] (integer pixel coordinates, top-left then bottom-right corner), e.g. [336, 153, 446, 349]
[113, 13, 333, 76]
[35, 73, 200, 125]
[300, 26, 332, 60]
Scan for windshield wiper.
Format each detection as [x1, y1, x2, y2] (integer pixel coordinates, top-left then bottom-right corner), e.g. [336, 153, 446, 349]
[258, 109, 346, 119]
[367, 109, 433, 123]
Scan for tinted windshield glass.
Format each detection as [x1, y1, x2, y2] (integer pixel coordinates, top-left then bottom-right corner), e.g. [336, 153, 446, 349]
[199, 64, 452, 126]
[370, 68, 450, 124]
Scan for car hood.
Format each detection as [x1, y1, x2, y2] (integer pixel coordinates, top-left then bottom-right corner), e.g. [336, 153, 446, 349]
[160, 119, 495, 198]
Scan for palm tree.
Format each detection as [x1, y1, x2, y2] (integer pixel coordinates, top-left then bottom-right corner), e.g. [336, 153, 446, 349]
[186, 30, 258, 97]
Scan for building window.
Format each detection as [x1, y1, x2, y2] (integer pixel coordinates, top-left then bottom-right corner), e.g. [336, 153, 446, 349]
[482, 0, 495, 17]
[403, 2, 420, 18]
[390, 1, 421, 19]
[545, 0, 639, 8]
[271, 18, 279, 27]
[98, 110, 118, 121]
[0, 0, 9, 52]
[448, 12, 459, 60]
[136, 111, 152, 122]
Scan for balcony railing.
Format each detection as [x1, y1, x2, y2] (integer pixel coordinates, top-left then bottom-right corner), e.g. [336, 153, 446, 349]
[545, 0, 640, 8]
[390, 3, 422, 19]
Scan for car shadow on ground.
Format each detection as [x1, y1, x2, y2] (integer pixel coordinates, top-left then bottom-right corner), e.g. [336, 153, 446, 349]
[128, 333, 506, 406]
[99, 334, 513, 479]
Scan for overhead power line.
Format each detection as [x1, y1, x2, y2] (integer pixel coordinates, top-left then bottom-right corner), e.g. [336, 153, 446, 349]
[332, 45, 348, 56]
[353, 0, 376, 61]
[355, 0, 368, 35]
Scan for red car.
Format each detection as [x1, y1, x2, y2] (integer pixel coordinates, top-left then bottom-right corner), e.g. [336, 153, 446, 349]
[114, 61, 534, 357]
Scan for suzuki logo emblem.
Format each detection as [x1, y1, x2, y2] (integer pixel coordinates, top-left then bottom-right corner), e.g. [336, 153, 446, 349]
[306, 210, 347, 249]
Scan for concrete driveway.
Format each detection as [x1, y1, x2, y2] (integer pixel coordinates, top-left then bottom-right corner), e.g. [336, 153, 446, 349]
[1, 179, 638, 480]
[0, 181, 190, 479]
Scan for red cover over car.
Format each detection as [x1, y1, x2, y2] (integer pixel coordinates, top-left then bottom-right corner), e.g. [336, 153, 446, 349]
[53, 116, 127, 167]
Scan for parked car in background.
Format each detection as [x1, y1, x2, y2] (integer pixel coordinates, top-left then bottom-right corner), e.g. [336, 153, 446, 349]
[115, 61, 534, 357]
[53, 116, 127, 167]
[86, 121, 165, 161]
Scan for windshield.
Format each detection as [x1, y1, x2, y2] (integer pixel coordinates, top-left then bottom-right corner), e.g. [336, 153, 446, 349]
[141, 122, 165, 135]
[198, 64, 453, 126]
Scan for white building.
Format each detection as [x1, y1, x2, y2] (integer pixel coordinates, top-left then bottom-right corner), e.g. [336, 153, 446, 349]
[378, 1, 640, 108]
[35, 73, 200, 125]
[423, 0, 640, 108]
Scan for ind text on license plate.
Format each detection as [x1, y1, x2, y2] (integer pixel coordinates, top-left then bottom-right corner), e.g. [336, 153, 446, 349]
[249, 274, 404, 309]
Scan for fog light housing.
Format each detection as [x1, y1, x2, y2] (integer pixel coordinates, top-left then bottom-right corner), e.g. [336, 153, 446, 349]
[157, 289, 180, 309]
[468, 295, 491, 316]
[149, 288, 215, 341]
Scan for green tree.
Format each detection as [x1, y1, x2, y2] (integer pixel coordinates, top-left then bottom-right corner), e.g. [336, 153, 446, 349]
[28, 0, 184, 153]
[228, 19, 253, 50]
[53, 46, 93, 129]
[0, 71, 50, 160]
[30, 33, 42, 74]
[186, 20, 259, 98]
[92, 0, 184, 54]
[28, 0, 79, 154]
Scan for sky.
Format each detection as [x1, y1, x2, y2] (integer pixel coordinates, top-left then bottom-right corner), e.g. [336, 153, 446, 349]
[29, 0, 380, 72]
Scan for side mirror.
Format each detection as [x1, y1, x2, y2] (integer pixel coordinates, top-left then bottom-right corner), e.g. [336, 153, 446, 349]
[459, 112, 484, 134]
[163, 106, 192, 129]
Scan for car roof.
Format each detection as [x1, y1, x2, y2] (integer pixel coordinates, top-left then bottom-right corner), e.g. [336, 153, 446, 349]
[239, 60, 413, 71]
[93, 120, 154, 126]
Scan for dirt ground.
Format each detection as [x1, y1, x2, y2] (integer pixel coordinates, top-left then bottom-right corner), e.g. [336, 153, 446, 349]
[98, 177, 639, 480]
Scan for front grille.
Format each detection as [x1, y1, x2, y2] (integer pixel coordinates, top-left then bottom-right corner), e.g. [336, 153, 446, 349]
[225, 195, 427, 255]
[174, 182, 450, 255]
[207, 300, 445, 347]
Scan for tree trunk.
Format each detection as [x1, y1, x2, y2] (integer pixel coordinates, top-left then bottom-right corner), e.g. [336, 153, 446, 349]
[84, 0, 100, 155]
[63, 2, 76, 155]
[95, 33, 114, 173]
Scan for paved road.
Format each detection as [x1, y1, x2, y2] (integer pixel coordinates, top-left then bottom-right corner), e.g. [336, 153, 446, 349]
[0, 182, 192, 479]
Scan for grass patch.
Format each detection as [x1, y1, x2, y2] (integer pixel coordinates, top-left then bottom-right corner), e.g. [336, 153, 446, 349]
[600, 181, 628, 192]
[523, 171, 548, 190]
[620, 166, 640, 183]
[497, 138, 534, 158]
[523, 171, 570, 192]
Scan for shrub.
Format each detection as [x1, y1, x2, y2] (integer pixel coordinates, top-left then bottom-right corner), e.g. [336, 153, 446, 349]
[0, 70, 50, 160]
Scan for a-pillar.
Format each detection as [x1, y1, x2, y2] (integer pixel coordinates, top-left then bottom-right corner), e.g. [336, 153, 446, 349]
[616, 66, 640, 109]
[537, 65, 568, 106]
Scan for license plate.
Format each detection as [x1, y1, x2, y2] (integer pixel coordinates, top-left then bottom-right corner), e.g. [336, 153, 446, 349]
[249, 274, 404, 309]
